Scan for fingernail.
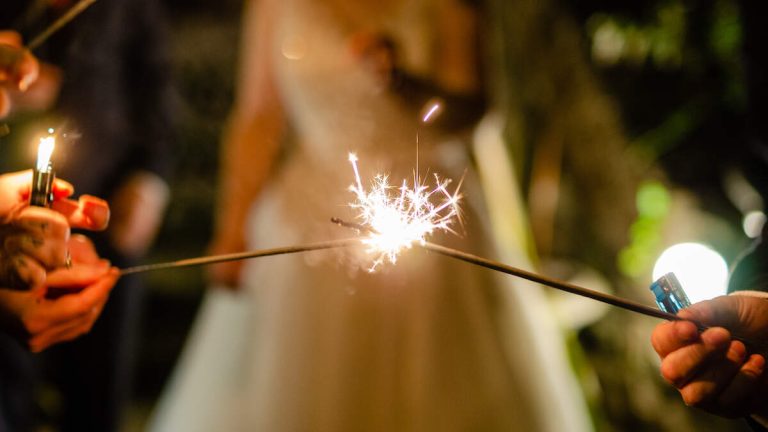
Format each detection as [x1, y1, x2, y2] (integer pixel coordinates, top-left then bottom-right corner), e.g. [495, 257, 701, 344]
[18, 76, 31, 91]
[752, 355, 765, 373]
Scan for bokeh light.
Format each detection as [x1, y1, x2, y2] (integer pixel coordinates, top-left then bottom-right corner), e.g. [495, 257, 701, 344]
[742, 210, 766, 239]
[652, 242, 728, 304]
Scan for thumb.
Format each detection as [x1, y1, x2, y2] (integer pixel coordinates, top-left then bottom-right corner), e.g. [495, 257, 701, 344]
[678, 296, 741, 328]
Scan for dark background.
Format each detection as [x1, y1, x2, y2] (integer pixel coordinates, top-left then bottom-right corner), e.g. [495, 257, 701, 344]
[78, 0, 764, 430]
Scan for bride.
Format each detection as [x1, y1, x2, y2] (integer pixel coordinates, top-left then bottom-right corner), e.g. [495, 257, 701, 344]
[149, 0, 591, 430]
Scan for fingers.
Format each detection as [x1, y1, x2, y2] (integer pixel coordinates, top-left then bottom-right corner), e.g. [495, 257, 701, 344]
[660, 327, 731, 388]
[0, 87, 9, 118]
[51, 194, 110, 231]
[0, 206, 69, 288]
[28, 308, 98, 352]
[34, 267, 117, 329]
[677, 339, 747, 407]
[651, 320, 700, 358]
[45, 260, 111, 289]
[52, 178, 75, 200]
[13, 49, 38, 91]
[7, 254, 47, 288]
[66, 234, 100, 265]
[0, 170, 107, 232]
[25, 267, 116, 352]
[0, 31, 39, 91]
[10, 207, 70, 269]
[61, 267, 118, 307]
[714, 354, 766, 416]
[10, 173, 73, 202]
[0, 31, 22, 47]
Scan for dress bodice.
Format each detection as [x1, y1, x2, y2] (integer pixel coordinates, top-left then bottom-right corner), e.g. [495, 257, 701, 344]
[271, 0, 444, 174]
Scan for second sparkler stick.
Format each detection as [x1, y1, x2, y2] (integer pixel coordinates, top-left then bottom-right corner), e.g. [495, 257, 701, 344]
[331, 216, 680, 322]
[420, 241, 680, 322]
[119, 238, 360, 275]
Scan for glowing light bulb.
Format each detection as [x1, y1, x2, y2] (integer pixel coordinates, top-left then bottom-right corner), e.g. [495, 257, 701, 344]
[652, 242, 728, 304]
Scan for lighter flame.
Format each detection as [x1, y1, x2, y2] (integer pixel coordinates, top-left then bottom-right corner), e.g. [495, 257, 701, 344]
[36, 134, 56, 171]
[347, 153, 462, 270]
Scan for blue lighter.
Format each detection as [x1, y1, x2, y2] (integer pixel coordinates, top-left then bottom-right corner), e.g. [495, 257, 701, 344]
[650, 272, 691, 314]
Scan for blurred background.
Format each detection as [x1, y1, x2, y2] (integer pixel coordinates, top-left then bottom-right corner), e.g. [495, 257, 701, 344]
[4, 0, 766, 430]
[137, 0, 762, 431]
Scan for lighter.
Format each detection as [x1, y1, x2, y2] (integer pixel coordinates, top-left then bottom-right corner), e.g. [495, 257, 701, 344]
[30, 132, 56, 208]
[650, 272, 691, 314]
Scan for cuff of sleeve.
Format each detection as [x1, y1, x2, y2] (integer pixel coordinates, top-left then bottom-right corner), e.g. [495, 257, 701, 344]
[729, 290, 768, 299]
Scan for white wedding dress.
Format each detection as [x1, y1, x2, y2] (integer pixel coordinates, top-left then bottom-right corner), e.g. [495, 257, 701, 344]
[149, 0, 592, 430]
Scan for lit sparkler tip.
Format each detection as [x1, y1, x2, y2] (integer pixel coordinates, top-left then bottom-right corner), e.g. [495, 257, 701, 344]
[348, 153, 358, 162]
[344, 154, 462, 270]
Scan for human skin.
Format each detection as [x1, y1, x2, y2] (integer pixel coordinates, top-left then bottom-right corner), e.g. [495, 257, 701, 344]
[651, 294, 768, 419]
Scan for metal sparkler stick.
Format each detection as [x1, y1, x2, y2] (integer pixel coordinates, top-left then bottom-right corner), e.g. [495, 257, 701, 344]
[420, 241, 679, 321]
[119, 238, 360, 275]
[421, 241, 768, 350]
[0, 0, 98, 134]
[26, 0, 99, 51]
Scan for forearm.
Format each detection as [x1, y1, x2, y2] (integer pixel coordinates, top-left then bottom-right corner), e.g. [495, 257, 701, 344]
[214, 107, 284, 239]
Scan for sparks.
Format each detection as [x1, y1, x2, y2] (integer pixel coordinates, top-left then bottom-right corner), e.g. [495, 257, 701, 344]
[347, 153, 462, 270]
[422, 103, 441, 123]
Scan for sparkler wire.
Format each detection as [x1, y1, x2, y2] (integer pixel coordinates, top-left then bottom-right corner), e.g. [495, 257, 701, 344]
[0, 0, 98, 134]
[27, 0, 99, 51]
[117, 227, 765, 349]
[420, 242, 768, 350]
[332, 217, 677, 319]
[119, 238, 360, 275]
[420, 241, 680, 321]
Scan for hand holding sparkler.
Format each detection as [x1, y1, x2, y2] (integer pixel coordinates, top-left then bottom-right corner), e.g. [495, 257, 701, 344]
[0, 161, 116, 351]
[651, 294, 768, 420]
[0, 167, 109, 290]
[0, 0, 97, 129]
[0, 234, 118, 352]
[0, 31, 39, 119]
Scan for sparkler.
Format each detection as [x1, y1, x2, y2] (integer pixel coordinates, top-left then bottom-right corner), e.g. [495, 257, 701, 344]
[330, 154, 685, 322]
[122, 150, 681, 325]
[0, 0, 98, 134]
[346, 152, 462, 270]
[114, 151, 768, 349]
[331, 215, 680, 321]
[26, 0, 99, 51]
